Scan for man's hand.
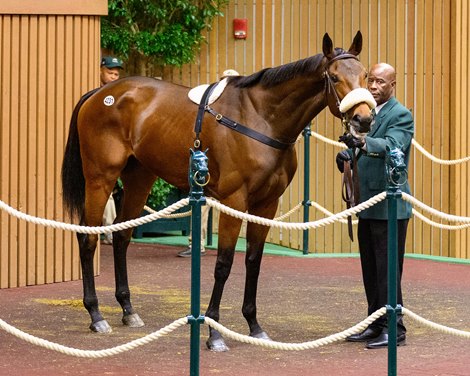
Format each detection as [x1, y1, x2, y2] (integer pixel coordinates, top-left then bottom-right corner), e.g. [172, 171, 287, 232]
[336, 150, 351, 173]
[339, 133, 365, 149]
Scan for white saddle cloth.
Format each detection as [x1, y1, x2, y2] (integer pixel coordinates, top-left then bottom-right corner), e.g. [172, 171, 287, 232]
[188, 77, 228, 105]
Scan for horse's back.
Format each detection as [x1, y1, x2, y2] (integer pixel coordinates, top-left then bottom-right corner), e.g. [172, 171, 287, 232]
[77, 77, 199, 188]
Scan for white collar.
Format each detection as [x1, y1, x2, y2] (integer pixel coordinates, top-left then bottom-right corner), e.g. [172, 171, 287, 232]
[374, 101, 388, 114]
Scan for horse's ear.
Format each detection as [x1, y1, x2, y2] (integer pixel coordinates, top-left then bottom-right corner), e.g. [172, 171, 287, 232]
[322, 33, 334, 59]
[348, 31, 363, 56]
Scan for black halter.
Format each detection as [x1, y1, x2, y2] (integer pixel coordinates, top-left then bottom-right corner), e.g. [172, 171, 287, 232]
[324, 53, 360, 131]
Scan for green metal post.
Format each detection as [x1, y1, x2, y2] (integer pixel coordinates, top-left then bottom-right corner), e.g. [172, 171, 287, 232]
[302, 124, 311, 255]
[385, 147, 406, 376]
[386, 189, 399, 376]
[187, 149, 208, 376]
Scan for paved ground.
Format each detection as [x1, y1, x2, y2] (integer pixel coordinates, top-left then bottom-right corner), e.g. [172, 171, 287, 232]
[0, 241, 469, 376]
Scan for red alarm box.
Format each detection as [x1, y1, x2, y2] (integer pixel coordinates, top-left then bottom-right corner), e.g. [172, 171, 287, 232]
[233, 18, 248, 39]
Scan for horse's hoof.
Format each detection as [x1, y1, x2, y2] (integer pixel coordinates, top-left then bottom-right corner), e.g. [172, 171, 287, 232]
[122, 313, 145, 328]
[90, 320, 112, 333]
[251, 331, 271, 341]
[206, 337, 230, 352]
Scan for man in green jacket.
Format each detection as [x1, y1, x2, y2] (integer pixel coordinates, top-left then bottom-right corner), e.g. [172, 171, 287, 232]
[336, 63, 414, 349]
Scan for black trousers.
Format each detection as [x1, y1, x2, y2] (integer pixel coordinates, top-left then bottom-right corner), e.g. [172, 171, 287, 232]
[357, 218, 409, 335]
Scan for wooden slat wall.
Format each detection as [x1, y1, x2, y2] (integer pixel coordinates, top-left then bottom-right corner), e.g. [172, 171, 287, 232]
[164, 0, 468, 258]
[451, 0, 470, 259]
[0, 3, 105, 288]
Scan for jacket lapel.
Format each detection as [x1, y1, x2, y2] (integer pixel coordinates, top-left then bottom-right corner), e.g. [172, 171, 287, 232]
[369, 97, 397, 137]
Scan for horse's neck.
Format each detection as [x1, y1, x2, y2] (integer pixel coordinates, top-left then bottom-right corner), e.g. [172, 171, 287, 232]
[246, 78, 327, 141]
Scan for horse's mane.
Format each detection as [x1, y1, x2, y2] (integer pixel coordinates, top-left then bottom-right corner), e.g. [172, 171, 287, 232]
[231, 48, 347, 88]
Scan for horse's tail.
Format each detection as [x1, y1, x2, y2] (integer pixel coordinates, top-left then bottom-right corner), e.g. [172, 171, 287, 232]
[61, 88, 99, 219]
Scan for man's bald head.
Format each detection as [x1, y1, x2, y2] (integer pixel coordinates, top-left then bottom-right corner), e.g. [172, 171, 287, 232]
[368, 63, 396, 105]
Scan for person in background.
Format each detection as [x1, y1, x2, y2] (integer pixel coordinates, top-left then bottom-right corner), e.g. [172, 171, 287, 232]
[100, 56, 123, 86]
[177, 69, 240, 257]
[100, 56, 124, 244]
[177, 206, 211, 257]
[336, 63, 414, 349]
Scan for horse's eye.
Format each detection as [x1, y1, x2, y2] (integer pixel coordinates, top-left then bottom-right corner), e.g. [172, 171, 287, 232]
[330, 75, 339, 83]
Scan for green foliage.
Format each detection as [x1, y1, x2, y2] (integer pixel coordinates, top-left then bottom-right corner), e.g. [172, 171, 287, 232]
[101, 0, 227, 67]
[146, 179, 174, 210]
[116, 177, 175, 210]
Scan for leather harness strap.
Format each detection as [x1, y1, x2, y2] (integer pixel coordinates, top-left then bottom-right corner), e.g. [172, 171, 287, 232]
[193, 82, 296, 151]
[342, 153, 360, 241]
[194, 82, 219, 148]
[205, 106, 295, 150]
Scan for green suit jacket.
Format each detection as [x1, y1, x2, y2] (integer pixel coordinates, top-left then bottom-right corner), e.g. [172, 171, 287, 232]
[356, 97, 414, 219]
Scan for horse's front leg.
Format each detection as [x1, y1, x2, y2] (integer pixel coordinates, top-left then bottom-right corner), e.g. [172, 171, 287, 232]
[205, 213, 242, 352]
[242, 201, 279, 340]
[78, 232, 112, 333]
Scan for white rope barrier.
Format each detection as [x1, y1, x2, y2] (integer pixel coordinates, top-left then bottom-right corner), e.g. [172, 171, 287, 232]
[310, 131, 347, 148]
[273, 202, 303, 221]
[1, 306, 468, 357]
[402, 193, 470, 223]
[410, 139, 470, 165]
[0, 192, 469, 357]
[205, 192, 386, 231]
[2, 192, 470, 235]
[309, 201, 358, 225]
[0, 198, 189, 234]
[0, 308, 387, 356]
[0, 316, 188, 358]
[143, 205, 191, 218]
[204, 307, 387, 351]
[411, 209, 470, 230]
[309, 130, 470, 164]
[143, 202, 303, 223]
[290, 199, 470, 230]
[402, 308, 470, 338]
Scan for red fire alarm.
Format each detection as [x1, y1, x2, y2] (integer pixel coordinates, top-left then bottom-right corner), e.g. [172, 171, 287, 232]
[233, 18, 248, 39]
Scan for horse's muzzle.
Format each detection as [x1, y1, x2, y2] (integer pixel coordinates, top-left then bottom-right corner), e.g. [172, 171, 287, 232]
[349, 114, 373, 135]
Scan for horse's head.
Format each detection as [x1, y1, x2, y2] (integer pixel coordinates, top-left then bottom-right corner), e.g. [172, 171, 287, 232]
[323, 31, 375, 139]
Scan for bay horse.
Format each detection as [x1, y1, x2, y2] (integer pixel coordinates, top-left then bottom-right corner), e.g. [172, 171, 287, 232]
[61, 31, 374, 351]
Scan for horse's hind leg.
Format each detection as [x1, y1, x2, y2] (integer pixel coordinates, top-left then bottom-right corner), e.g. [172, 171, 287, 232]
[113, 160, 156, 327]
[80, 181, 116, 333]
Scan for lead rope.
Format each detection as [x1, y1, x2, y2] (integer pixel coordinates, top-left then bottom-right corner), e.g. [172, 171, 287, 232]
[341, 153, 360, 241]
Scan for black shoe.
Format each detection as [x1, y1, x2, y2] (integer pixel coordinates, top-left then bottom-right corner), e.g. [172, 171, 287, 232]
[177, 248, 206, 258]
[346, 327, 382, 342]
[366, 332, 406, 349]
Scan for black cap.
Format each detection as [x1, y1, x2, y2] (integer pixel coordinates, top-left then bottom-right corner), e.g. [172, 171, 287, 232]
[101, 56, 123, 69]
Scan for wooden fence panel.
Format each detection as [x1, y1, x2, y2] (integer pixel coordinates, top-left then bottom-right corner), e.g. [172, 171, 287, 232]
[452, 0, 470, 259]
[163, 0, 466, 258]
[0, 1, 106, 288]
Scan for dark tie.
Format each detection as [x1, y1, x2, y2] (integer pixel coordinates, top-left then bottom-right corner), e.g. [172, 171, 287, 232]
[370, 108, 377, 132]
